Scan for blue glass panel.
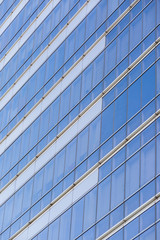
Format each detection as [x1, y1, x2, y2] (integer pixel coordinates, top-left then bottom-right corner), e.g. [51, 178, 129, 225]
[83, 188, 97, 231]
[99, 159, 112, 181]
[76, 127, 89, 165]
[32, 168, 44, 204]
[59, 209, 71, 240]
[114, 91, 127, 131]
[110, 204, 124, 228]
[97, 176, 111, 220]
[140, 205, 155, 232]
[126, 152, 140, 198]
[54, 149, 65, 185]
[88, 116, 101, 155]
[124, 218, 139, 240]
[83, 226, 95, 240]
[111, 165, 125, 209]
[130, 13, 142, 51]
[128, 78, 141, 120]
[70, 198, 84, 240]
[125, 192, 139, 217]
[109, 228, 123, 240]
[140, 225, 155, 240]
[143, 0, 155, 38]
[37, 228, 48, 240]
[65, 138, 76, 175]
[42, 159, 54, 195]
[105, 39, 116, 75]
[96, 215, 109, 238]
[141, 140, 155, 186]
[101, 103, 114, 143]
[117, 27, 129, 63]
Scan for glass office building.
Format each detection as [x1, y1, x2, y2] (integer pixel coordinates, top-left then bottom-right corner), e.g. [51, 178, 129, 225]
[0, 0, 160, 239]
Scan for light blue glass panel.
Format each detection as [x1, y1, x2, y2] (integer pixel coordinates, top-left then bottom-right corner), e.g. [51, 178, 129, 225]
[12, 187, 23, 221]
[101, 103, 114, 143]
[54, 149, 65, 185]
[157, 221, 160, 240]
[112, 147, 125, 170]
[140, 205, 155, 232]
[128, 78, 141, 120]
[130, 13, 142, 50]
[141, 140, 155, 186]
[96, 215, 109, 238]
[48, 97, 60, 129]
[0, 205, 4, 233]
[99, 159, 111, 181]
[75, 20, 85, 51]
[70, 75, 81, 109]
[117, 27, 129, 63]
[110, 204, 123, 227]
[55, 42, 65, 72]
[37, 228, 48, 240]
[108, 0, 118, 15]
[97, 176, 111, 220]
[48, 218, 59, 240]
[83, 188, 97, 231]
[65, 31, 76, 61]
[109, 228, 123, 240]
[45, 53, 55, 82]
[143, 0, 155, 38]
[22, 178, 33, 212]
[86, 8, 96, 39]
[32, 168, 44, 204]
[59, 86, 71, 119]
[157, 135, 160, 175]
[29, 118, 40, 149]
[141, 122, 155, 146]
[39, 108, 50, 140]
[142, 65, 155, 107]
[81, 64, 93, 99]
[42, 159, 54, 195]
[126, 152, 140, 198]
[59, 209, 71, 240]
[93, 52, 104, 87]
[76, 127, 89, 165]
[88, 116, 101, 155]
[114, 91, 127, 131]
[140, 225, 155, 240]
[124, 218, 139, 240]
[96, 0, 107, 27]
[105, 39, 116, 75]
[70, 198, 84, 240]
[3, 196, 14, 229]
[111, 165, 125, 209]
[83, 226, 95, 240]
[140, 180, 155, 205]
[65, 138, 76, 175]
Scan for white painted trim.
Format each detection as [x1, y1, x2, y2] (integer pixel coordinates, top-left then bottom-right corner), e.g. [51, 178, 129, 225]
[0, 99, 102, 205]
[0, 0, 3, 4]
[12, 169, 98, 240]
[0, 0, 29, 35]
[0, 36, 105, 153]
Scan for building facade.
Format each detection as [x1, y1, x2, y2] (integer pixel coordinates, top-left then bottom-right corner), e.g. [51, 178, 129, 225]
[0, 0, 160, 239]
